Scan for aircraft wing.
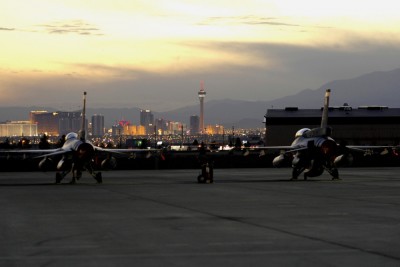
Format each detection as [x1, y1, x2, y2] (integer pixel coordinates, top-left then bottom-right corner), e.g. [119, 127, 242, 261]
[255, 146, 295, 150]
[1, 148, 71, 158]
[347, 145, 393, 149]
[252, 146, 307, 154]
[346, 145, 395, 153]
[96, 148, 159, 152]
[94, 147, 161, 157]
[257, 144, 394, 153]
[95, 147, 160, 153]
[33, 149, 71, 158]
[1, 149, 58, 154]
[1, 147, 160, 158]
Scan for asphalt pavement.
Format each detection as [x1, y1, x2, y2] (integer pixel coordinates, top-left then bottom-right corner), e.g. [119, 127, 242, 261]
[1, 167, 400, 266]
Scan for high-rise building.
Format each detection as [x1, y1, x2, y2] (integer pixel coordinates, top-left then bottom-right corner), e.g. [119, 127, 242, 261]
[30, 110, 48, 124]
[198, 82, 206, 133]
[58, 112, 82, 135]
[30, 110, 84, 136]
[140, 110, 154, 133]
[155, 118, 167, 135]
[30, 111, 59, 136]
[112, 124, 124, 136]
[166, 122, 187, 135]
[140, 110, 154, 126]
[190, 115, 200, 134]
[91, 114, 104, 136]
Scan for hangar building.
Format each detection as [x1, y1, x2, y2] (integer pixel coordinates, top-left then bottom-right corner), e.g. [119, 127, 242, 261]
[264, 105, 400, 146]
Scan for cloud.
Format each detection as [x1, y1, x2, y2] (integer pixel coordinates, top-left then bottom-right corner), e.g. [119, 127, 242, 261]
[67, 63, 151, 80]
[37, 20, 103, 36]
[1, 35, 400, 112]
[0, 27, 15, 31]
[198, 15, 299, 27]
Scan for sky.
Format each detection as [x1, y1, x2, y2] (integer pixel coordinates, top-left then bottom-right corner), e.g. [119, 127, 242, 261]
[1, 0, 400, 111]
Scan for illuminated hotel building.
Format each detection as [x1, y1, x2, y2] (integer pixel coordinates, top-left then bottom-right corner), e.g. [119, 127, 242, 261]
[30, 111, 59, 136]
[0, 121, 38, 137]
[205, 124, 224, 135]
[123, 125, 146, 136]
[30, 110, 84, 136]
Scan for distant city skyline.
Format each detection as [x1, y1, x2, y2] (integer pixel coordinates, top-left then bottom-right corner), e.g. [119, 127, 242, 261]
[1, 64, 400, 130]
[1, 1, 400, 111]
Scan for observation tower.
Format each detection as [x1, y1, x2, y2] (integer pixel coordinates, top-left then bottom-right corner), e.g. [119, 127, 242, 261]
[198, 81, 206, 133]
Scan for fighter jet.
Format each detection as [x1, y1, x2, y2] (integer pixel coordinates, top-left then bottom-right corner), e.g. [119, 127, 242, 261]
[2, 92, 159, 184]
[263, 89, 391, 180]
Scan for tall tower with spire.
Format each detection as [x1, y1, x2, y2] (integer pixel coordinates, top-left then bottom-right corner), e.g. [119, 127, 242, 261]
[198, 81, 206, 133]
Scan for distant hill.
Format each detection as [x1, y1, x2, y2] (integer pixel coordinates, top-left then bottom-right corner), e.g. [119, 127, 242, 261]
[266, 68, 400, 109]
[159, 68, 400, 127]
[1, 68, 400, 128]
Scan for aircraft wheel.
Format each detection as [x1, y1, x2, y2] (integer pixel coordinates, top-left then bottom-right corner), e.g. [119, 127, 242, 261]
[76, 170, 82, 180]
[197, 175, 206, 184]
[95, 172, 103, 184]
[73, 170, 82, 180]
[55, 173, 62, 184]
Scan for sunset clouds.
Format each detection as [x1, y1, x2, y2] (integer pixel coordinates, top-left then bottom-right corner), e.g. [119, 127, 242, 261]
[1, 0, 400, 110]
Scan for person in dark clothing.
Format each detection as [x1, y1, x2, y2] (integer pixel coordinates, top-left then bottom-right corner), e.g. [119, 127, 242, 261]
[197, 142, 213, 183]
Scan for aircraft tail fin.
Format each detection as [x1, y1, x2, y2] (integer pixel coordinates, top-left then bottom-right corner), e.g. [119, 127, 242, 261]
[303, 89, 332, 138]
[321, 89, 330, 129]
[79, 92, 87, 141]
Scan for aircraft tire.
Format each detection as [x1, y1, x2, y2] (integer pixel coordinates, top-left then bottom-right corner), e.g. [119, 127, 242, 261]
[95, 172, 103, 184]
[55, 173, 62, 184]
[197, 175, 206, 184]
[76, 170, 82, 180]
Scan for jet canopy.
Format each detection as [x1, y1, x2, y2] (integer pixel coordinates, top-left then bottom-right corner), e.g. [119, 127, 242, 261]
[66, 132, 78, 140]
[295, 128, 310, 138]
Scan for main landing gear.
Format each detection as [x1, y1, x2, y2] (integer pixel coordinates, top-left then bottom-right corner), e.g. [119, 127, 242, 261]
[290, 162, 341, 181]
[55, 164, 102, 184]
[197, 162, 214, 184]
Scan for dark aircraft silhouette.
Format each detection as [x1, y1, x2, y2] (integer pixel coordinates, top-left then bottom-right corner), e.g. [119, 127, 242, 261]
[2, 92, 159, 184]
[263, 89, 390, 180]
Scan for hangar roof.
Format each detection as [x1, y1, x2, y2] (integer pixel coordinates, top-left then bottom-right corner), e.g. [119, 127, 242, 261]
[265, 106, 400, 125]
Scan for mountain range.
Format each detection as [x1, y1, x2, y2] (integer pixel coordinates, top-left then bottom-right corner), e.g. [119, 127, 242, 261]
[1, 68, 400, 128]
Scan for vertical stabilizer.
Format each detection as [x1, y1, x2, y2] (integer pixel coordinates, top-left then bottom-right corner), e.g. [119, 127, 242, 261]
[320, 89, 330, 128]
[79, 92, 87, 141]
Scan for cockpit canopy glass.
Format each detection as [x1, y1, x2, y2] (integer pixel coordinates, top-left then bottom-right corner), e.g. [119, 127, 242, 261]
[295, 128, 310, 138]
[65, 132, 78, 140]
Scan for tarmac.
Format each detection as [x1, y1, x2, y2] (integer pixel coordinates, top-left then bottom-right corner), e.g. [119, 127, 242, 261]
[1, 167, 400, 267]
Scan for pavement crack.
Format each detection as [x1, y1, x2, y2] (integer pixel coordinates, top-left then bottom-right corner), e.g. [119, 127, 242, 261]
[101, 186, 400, 262]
